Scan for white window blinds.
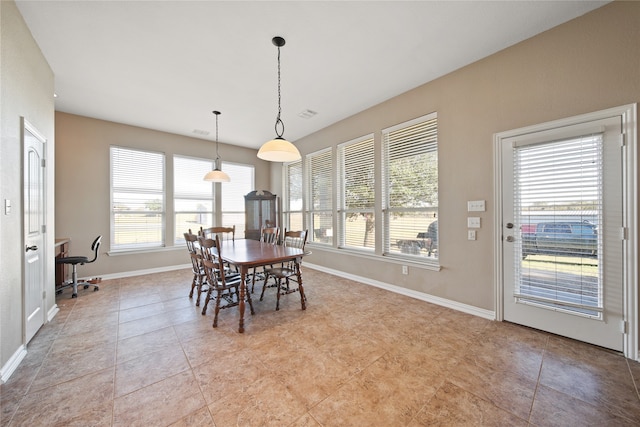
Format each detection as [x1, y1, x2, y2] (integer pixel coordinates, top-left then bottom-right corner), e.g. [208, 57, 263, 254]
[284, 160, 303, 231]
[221, 162, 254, 237]
[514, 134, 604, 316]
[306, 148, 333, 244]
[338, 135, 375, 251]
[382, 113, 438, 259]
[111, 146, 165, 251]
[174, 156, 215, 243]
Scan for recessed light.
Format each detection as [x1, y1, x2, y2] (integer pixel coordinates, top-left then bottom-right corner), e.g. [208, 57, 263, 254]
[298, 109, 317, 119]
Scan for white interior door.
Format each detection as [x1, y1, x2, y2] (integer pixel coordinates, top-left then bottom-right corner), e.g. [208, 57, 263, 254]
[501, 116, 624, 351]
[23, 119, 46, 343]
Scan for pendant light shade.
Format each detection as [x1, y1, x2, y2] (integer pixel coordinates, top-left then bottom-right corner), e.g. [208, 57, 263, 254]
[257, 36, 301, 162]
[203, 110, 230, 182]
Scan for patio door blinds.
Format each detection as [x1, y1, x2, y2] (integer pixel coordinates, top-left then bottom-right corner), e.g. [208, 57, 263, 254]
[513, 133, 604, 316]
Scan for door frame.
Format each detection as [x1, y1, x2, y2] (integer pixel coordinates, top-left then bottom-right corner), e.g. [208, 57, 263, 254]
[493, 104, 638, 361]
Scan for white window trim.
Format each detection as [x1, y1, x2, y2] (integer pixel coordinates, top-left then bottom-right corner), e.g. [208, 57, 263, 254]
[381, 112, 439, 264]
[337, 133, 375, 252]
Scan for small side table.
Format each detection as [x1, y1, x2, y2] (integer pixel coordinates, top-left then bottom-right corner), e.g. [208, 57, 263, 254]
[55, 238, 70, 290]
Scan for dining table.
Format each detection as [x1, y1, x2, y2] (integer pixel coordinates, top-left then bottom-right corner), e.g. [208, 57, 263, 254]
[219, 238, 306, 333]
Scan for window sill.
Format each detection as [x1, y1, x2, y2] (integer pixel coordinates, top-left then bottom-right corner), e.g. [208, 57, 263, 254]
[306, 243, 441, 271]
[107, 245, 184, 257]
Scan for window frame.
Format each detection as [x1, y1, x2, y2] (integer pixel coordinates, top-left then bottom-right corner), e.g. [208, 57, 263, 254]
[337, 134, 376, 252]
[282, 159, 304, 232]
[220, 161, 255, 238]
[305, 147, 333, 245]
[173, 154, 216, 245]
[381, 112, 439, 263]
[110, 145, 166, 252]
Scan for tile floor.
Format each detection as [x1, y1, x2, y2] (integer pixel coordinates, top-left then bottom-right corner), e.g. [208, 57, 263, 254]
[1, 268, 639, 426]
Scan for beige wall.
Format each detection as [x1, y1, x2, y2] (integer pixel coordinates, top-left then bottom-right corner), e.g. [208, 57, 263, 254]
[1, 1, 55, 371]
[54, 112, 272, 278]
[273, 1, 640, 313]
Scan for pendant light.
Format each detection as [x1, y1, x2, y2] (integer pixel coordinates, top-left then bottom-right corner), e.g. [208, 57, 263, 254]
[203, 110, 231, 182]
[257, 36, 301, 162]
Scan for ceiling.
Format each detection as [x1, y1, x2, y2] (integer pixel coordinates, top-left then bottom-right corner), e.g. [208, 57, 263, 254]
[16, 1, 609, 150]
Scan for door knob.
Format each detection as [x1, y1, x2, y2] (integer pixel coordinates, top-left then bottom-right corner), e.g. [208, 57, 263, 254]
[506, 222, 514, 229]
[505, 236, 514, 242]
[26, 245, 38, 252]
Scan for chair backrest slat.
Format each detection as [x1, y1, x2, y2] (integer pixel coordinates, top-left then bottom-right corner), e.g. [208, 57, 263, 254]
[282, 229, 307, 251]
[260, 226, 280, 245]
[199, 225, 235, 242]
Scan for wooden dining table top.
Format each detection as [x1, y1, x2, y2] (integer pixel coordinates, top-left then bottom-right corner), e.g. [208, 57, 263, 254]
[219, 238, 305, 268]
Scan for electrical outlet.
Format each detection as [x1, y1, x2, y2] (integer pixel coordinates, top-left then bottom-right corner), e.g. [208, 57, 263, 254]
[402, 265, 408, 275]
[468, 230, 477, 240]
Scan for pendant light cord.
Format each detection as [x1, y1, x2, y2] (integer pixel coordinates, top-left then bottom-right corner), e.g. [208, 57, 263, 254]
[275, 44, 285, 138]
[215, 112, 220, 159]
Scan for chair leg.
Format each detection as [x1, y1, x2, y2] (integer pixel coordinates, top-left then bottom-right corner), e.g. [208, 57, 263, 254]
[213, 293, 222, 328]
[260, 272, 270, 301]
[275, 277, 283, 311]
[202, 287, 213, 315]
[245, 284, 255, 315]
[189, 273, 197, 298]
[71, 265, 79, 298]
[195, 276, 204, 307]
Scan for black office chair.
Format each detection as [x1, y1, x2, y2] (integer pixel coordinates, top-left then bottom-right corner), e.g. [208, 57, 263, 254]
[56, 235, 102, 298]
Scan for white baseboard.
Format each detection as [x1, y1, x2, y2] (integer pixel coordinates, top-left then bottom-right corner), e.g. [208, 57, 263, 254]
[304, 262, 496, 320]
[85, 262, 495, 320]
[1, 345, 27, 384]
[47, 304, 60, 322]
[80, 263, 191, 282]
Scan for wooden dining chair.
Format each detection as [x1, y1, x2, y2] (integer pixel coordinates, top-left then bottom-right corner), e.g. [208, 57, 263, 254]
[199, 225, 237, 271]
[199, 235, 253, 326]
[184, 230, 207, 306]
[261, 229, 308, 310]
[249, 226, 280, 292]
[199, 225, 235, 241]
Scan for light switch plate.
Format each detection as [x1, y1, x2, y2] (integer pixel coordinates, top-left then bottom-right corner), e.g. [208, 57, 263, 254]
[467, 200, 486, 212]
[467, 217, 481, 228]
[468, 230, 477, 240]
[4, 199, 10, 215]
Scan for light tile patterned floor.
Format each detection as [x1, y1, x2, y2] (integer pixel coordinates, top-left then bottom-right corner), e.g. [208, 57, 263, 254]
[2, 268, 639, 426]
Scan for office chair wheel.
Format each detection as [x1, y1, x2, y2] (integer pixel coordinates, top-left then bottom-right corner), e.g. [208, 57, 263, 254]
[72, 293, 77, 298]
[94, 286, 99, 292]
[84, 284, 89, 289]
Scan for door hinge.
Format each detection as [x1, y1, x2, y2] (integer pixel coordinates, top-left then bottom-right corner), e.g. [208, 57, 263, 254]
[620, 133, 626, 147]
[620, 320, 628, 334]
[42, 290, 46, 300]
[41, 158, 46, 167]
[621, 227, 628, 240]
[42, 224, 47, 233]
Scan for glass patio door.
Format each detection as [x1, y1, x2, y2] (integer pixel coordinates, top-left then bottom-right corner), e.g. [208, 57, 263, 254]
[501, 117, 624, 351]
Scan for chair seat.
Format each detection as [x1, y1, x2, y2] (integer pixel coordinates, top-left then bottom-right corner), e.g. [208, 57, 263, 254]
[56, 235, 102, 298]
[265, 267, 295, 276]
[56, 256, 89, 265]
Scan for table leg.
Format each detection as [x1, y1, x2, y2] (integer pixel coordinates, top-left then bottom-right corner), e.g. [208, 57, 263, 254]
[296, 258, 306, 310]
[239, 267, 246, 333]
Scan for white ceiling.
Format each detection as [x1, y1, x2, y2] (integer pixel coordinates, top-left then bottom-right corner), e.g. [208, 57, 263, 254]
[16, 1, 609, 150]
